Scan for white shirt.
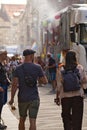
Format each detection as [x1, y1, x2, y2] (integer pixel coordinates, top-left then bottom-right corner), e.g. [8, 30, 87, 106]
[72, 42, 87, 72]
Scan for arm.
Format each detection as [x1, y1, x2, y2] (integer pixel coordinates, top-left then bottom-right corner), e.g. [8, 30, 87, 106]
[54, 71, 60, 105]
[38, 76, 48, 85]
[38, 65, 48, 84]
[47, 64, 56, 69]
[54, 68, 62, 105]
[0, 87, 4, 92]
[77, 64, 87, 85]
[54, 90, 60, 105]
[9, 77, 18, 105]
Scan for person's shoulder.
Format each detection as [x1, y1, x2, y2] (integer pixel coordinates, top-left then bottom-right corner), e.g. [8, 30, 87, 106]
[77, 64, 84, 71]
[77, 64, 83, 68]
[33, 63, 43, 73]
[33, 63, 40, 66]
[79, 44, 84, 48]
[15, 64, 22, 70]
[33, 63, 42, 68]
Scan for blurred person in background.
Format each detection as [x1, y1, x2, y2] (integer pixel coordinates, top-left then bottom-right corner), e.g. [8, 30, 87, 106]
[37, 56, 45, 71]
[36, 56, 45, 87]
[0, 50, 10, 129]
[72, 42, 87, 94]
[46, 53, 57, 92]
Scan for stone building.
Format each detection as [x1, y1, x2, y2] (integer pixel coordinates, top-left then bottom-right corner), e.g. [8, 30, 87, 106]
[27, 0, 85, 55]
[4, 0, 86, 55]
[0, 4, 26, 54]
[0, 4, 10, 48]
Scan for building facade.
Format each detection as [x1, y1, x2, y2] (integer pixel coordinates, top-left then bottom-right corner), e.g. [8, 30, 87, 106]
[0, 4, 10, 48]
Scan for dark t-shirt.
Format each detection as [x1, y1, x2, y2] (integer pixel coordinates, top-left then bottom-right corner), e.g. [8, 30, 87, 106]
[0, 63, 8, 87]
[48, 57, 56, 73]
[13, 62, 44, 102]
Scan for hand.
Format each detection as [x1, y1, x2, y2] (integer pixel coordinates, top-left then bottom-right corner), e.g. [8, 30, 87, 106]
[9, 99, 14, 105]
[45, 65, 49, 69]
[54, 98, 60, 106]
[0, 87, 4, 92]
[11, 103, 16, 110]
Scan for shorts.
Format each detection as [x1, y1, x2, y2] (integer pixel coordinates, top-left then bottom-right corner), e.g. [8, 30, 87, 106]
[50, 72, 56, 81]
[18, 99, 40, 119]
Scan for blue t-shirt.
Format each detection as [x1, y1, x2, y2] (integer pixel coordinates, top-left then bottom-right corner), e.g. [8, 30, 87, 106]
[13, 63, 44, 102]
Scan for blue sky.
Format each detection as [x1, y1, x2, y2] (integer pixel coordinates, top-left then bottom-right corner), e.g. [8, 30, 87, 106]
[1, 0, 27, 4]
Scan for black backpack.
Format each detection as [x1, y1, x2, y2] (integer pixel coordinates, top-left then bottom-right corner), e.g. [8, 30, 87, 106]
[24, 75, 36, 87]
[61, 68, 81, 92]
[22, 65, 36, 87]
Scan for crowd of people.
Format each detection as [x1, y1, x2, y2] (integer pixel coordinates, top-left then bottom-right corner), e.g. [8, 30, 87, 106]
[0, 43, 87, 130]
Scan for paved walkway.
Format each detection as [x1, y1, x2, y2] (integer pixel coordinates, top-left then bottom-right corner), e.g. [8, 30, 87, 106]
[2, 104, 18, 130]
[2, 84, 87, 130]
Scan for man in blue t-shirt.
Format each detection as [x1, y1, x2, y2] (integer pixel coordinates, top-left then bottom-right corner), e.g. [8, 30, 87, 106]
[9, 49, 48, 130]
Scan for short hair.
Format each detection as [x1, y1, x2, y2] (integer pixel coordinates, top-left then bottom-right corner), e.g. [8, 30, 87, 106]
[23, 49, 36, 56]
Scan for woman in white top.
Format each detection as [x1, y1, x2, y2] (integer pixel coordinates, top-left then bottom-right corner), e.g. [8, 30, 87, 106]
[55, 50, 87, 130]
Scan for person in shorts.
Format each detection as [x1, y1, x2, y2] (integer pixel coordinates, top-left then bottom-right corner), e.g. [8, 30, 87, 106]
[9, 49, 48, 130]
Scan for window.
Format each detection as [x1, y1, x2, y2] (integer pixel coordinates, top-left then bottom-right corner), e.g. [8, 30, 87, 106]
[80, 24, 87, 44]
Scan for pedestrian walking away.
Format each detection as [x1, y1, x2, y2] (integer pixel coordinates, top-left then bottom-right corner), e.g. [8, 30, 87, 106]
[9, 49, 48, 130]
[55, 50, 87, 130]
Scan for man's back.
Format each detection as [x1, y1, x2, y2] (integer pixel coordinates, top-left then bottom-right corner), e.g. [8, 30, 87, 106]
[14, 62, 45, 102]
[9, 49, 48, 130]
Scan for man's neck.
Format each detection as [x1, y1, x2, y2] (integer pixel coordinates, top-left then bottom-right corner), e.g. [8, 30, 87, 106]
[24, 60, 33, 63]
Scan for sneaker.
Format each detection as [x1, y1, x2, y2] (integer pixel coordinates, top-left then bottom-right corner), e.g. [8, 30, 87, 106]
[0, 123, 7, 129]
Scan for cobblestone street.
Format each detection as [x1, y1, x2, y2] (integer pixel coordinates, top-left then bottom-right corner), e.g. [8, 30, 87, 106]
[9, 84, 87, 130]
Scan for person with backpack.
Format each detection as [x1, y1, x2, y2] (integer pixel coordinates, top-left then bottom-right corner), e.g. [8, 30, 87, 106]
[55, 50, 87, 130]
